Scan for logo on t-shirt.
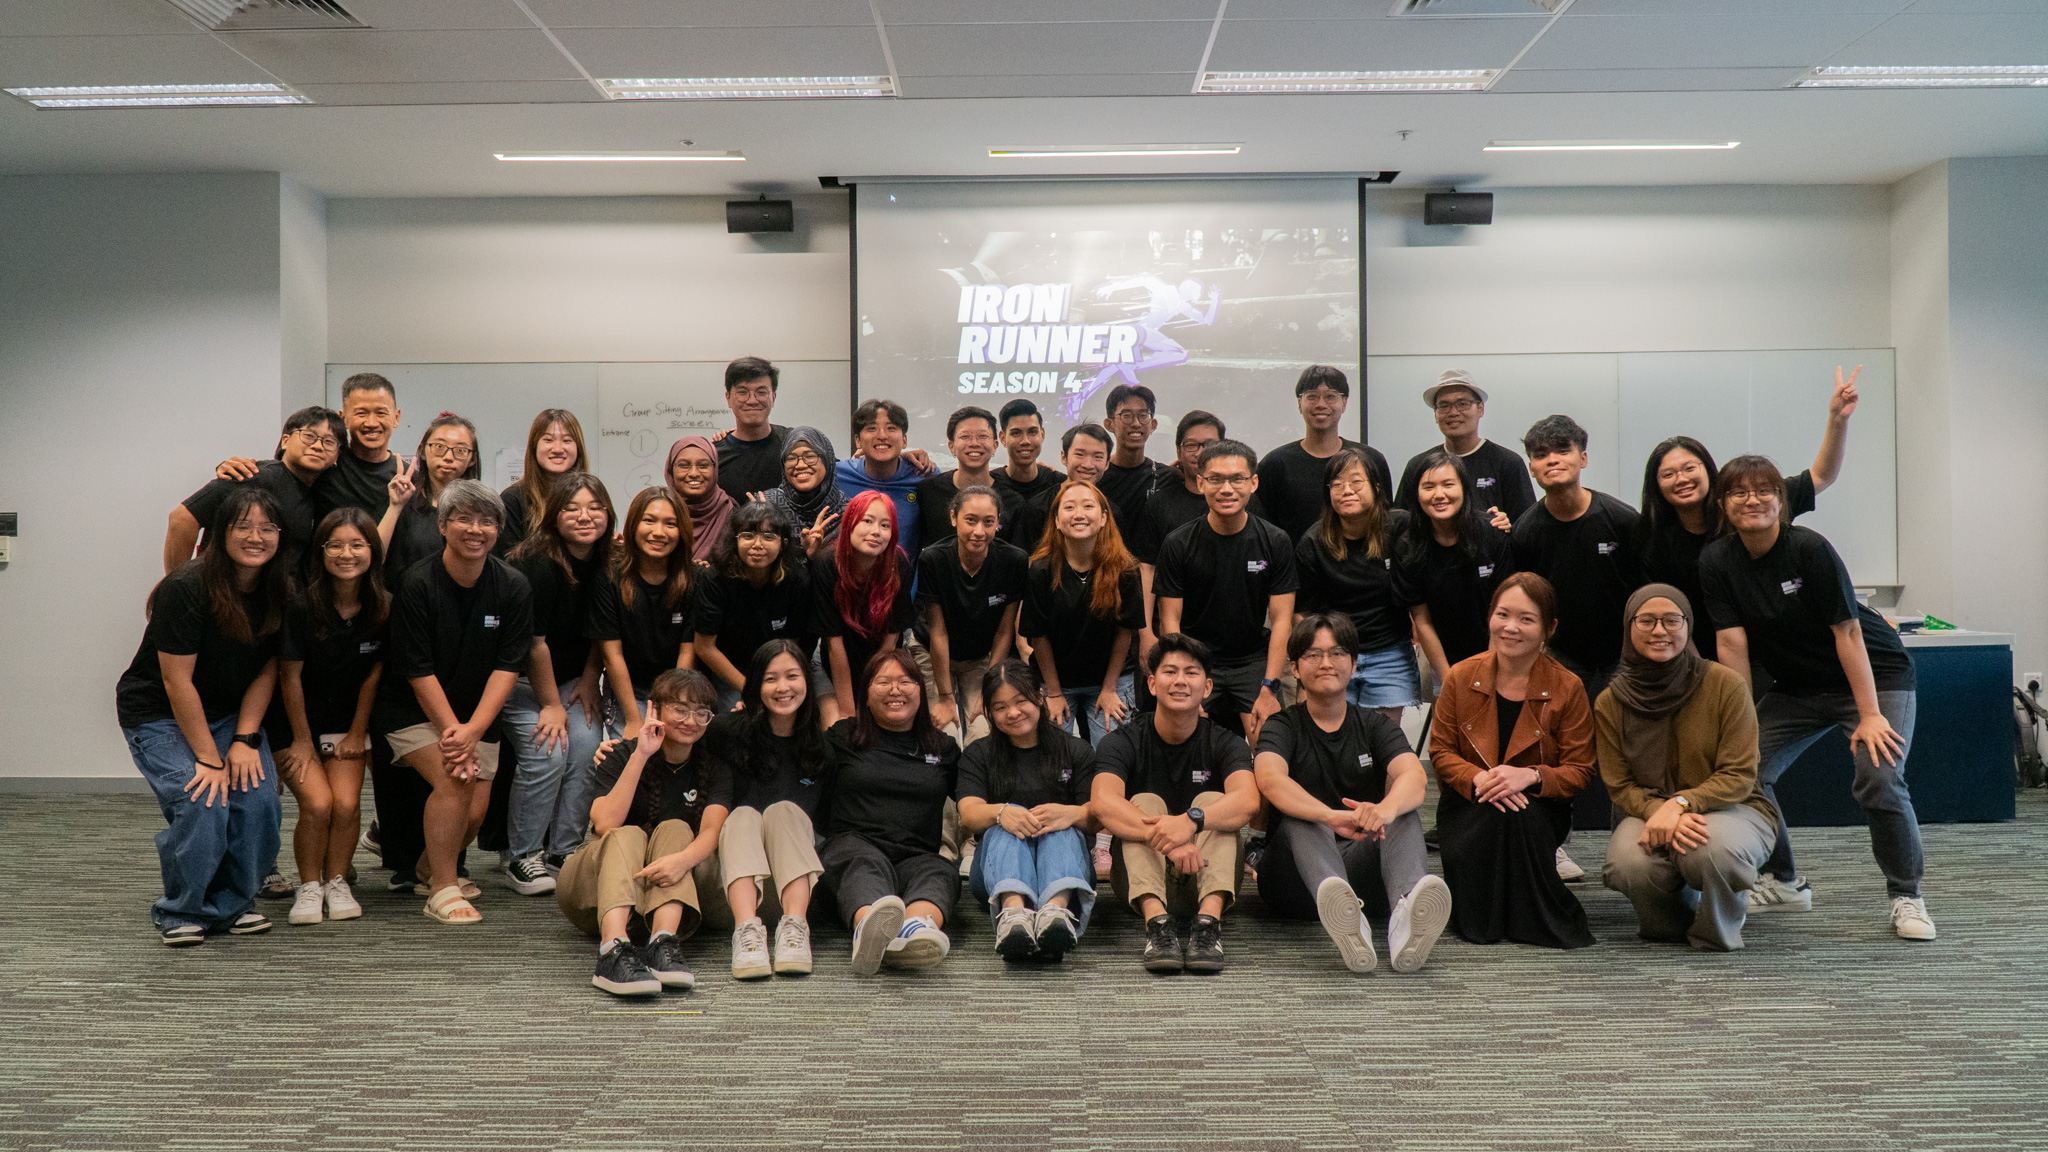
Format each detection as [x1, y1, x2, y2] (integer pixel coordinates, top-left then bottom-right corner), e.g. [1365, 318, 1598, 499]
[1781, 578, 1804, 595]
[359, 640, 381, 655]
[1058, 768, 1073, 783]
[1478, 564, 1496, 578]
[671, 612, 686, 625]
[1246, 560, 1267, 574]
[682, 789, 698, 803]
[1596, 542, 1619, 555]
[924, 753, 941, 764]
[1476, 476, 1496, 488]
[482, 615, 500, 629]
[770, 617, 788, 630]
[1358, 753, 1374, 768]
[1190, 769, 1211, 784]
[798, 778, 815, 788]
[987, 594, 1009, 607]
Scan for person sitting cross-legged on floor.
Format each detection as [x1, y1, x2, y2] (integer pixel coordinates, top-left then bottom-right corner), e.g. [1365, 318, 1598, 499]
[956, 658, 1099, 964]
[558, 668, 732, 997]
[1089, 633, 1261, 975]
[1254, 613, 1454, 974]
[1598, 584, 1778, 952]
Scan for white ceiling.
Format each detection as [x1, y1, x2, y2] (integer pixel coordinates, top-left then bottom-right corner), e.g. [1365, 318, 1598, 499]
[1, 0, 2046, 196]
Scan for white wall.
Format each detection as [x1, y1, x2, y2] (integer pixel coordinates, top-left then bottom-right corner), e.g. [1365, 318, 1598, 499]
[1889, 162, 1953, 626]
[0, 173, 288, 779]
[279, 179, 328, 416]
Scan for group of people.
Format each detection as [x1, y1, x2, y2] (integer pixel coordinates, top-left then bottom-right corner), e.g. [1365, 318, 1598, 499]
[119, 352, 1936, 995]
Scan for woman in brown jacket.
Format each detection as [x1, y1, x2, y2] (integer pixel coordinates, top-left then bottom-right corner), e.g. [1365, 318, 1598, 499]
[1429, 572, 1596, 949]
[1596, 584, 1777, 951]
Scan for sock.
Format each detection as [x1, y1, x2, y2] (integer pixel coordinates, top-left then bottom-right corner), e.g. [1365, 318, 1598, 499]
[600, 937, 626, 955]
[647, 930, 673, 944]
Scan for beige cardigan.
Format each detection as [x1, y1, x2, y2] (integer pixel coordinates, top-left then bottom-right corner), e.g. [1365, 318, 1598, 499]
[1593, 661, 1778, 825]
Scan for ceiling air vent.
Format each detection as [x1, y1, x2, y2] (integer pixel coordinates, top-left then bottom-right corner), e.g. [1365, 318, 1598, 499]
[1391, 0, 1568, 15]
[163, 0, 366, 31]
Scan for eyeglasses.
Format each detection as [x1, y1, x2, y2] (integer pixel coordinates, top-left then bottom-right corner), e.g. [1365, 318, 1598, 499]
[1328, 477, 1372, 495]
[423, 443, 474, 461]
[1632, 614, 1687, 633]
[1300, 389, 1345, 404]
[1434, 399, 1478, 414]
[1724, 488, 1777, 504]
[1297, 648, 1353, 665]
[785, 449, 821, 466]
[321, 540, 370, 553]
[1110, 409, 1154, 425]
[446, 514, 497, 530]
[659, 706, 716, 725]
[1201, 473, 1254, 489]
[294, 429, 340, 452]
[229, 523, 280, 540]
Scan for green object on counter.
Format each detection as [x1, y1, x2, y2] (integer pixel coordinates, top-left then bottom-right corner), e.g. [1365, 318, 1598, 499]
[1922, 614, 1957, 631]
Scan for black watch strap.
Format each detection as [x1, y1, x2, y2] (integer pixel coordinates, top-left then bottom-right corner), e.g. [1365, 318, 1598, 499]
[232, 732, 263, 748]
[1187, 805, 1206, 832]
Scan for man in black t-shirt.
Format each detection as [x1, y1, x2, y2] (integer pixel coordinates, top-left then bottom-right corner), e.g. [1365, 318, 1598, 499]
[1155, 440, 1298, 740]
[1395, 370, 1536, 524]
[1090, 635, 1260, 973]
[1006, 423, 1116, 552]
[169, 407, 343, 575]
[1253, 615, 1452, 974]
[213, 373, 403, 521]
[1256, 365, 1392, 543]
[1097, 384, 1175, 536]
[713, 357, 790, 504]
[915, 406, 1021, 548]
[990, 399, 1066, 517]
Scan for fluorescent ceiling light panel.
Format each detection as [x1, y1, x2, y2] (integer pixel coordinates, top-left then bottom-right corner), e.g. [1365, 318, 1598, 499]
[1792, 65, 2048, 88]
[1199, 70, 1495, 93]
[599, 76, 893, 100]
[988, 143, 1242, 158]
[493, 151, 745, 162]
[1484, 139, 1740, 151]
[4, 82, 309, 108]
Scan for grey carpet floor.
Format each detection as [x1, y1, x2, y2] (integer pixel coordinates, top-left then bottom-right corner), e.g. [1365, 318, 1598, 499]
[2, 785, 2045, 1151]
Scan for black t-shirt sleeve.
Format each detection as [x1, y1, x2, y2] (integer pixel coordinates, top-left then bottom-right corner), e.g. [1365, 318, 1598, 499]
[1092, 725, 1137, 785]
[280, 603, 310, 663]
[1266, 522, 1301, 596]
[1799, 532, 1859, 629]
[586, 577, 623, 642]
[1697, 543, 1744, 633]
[1787, 469, 1818, 519]
[391, 576, 437, 680]
[1292, 536, 1326, 613]
[493, 572, 535, 673]
[150, 572, 211, 657]
[704, 758, 735, 809]
[591, 742, 631, 795]
[1020, 564, 1051, 639]
[886, 553, 917, 633]
[954, 738, 991, 802]
[1253, 708, 1297, 763]
[1153, 530, 1188, 599]
[693, 575, 726, 636]
[1218, 729, 1255, 778]
[180, 476, 238, 531]
[1365, 709, 1416, 762]
[811, 558, 846, 639]
[1115, 569, 1145, 633]
[914, 547, 943, 609]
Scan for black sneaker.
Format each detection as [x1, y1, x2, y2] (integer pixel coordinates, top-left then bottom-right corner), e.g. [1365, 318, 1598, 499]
[386, 871, 416, 893]
[1141, 915, 1184, 974]
[1185, 914, 1226, 974]
[592, 943, 662, 997]
[228, 911, 272, 935]
[641, 934, 697, 990]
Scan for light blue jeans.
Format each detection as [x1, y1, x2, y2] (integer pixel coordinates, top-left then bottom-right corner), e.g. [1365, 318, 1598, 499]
[123, 715, 281, 931]
[1348, 644, 1422, 710]
[500, 676, 605, 860]
[969, 824, 1095, 934]
[1059, 672, 1136, 748]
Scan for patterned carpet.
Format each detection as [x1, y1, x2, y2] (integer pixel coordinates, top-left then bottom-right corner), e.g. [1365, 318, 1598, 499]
[1, 781, 2044, 1151]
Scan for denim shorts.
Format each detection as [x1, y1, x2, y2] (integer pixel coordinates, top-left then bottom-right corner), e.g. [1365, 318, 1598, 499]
[1348, 644, 1421, 710]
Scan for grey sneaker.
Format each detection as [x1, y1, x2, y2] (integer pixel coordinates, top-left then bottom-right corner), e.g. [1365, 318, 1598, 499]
[1388, 875, 1453, 973]
[593, 943, 662, 997]
[1315, 876, 1376, 974]
[994, 906, 1038, 961]
[851, 895, 906, 976]
[731, 917, 773, 980]
[1033, 905, 1081, 958]
[772, 915, 813, 975]
[1554, 847, 1586, 882]
[1891, 896, 1937, 941]
[640, 933, 696, 989]
[1748, 874, 1814, 912]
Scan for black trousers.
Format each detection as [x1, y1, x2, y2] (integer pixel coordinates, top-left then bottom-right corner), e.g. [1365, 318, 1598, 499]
[819, 834, 960, 927]
[1436, 787, 1592, 949]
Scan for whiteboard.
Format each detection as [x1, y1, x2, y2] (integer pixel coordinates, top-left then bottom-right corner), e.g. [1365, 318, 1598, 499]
[326, 361, 850, 515]
[1365, 349, 1897, 585]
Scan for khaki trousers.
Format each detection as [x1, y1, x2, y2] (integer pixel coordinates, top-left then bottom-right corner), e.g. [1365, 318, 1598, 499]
[556, 819, 725, 941]
[1111, 791, 1241, 917]
[907, 640, 992, 747]
[716, 802, 825, 921]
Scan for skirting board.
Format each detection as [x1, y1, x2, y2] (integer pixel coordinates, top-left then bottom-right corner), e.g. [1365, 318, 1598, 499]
[0, 776, 150, 794]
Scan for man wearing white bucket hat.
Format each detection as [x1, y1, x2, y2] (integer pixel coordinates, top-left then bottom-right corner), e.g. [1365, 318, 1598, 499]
[1395, 370, 1536, 524]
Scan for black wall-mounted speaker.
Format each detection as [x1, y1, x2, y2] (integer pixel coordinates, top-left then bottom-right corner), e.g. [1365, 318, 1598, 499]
[727, 199, 794, 233]
[1424, 192, 1493, 225]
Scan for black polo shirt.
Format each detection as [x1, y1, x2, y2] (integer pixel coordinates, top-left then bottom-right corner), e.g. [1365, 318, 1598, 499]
[1154, 514, 1300, 663]
[515, 551, 601, 687]
[1391, 527, 1513, 667]
[375, 553, 533, 730]
[1256, 703, 1413, 808]
[1293, 510, 1414, 654]
[914, 538, 1029, 662]
[279, 598, 387, 731]
[115, 566, 280, 728]
[1093, 714, 1252, 816]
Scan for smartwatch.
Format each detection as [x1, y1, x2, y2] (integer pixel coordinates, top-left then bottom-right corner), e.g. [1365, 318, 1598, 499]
[231, 732, 263, 749]
[1186, 805, 1206, 832]
[1260, 678, 1281, 694]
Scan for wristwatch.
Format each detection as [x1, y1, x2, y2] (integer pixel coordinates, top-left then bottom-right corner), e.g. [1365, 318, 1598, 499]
[1186, 805, 1207, 832]
[1260, 678, 1281, 694]
[231, 732, 263, 748]
[1672, 795, 1692, 810]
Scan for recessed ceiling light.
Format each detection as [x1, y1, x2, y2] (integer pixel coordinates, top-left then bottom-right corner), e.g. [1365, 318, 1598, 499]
[4, 82, 310, 108]
[598, 76, 894, 100]
[1483, 139, 1740, 151]
[493, 151, 746, 162]
[1199, 70, 1495, 93]
[988, 143, 1243, 158]
[1791, 65, 2048, 88]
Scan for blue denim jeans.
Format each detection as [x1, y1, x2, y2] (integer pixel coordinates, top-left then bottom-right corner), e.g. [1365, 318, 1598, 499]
[500, 676, 605, 860]
[1347, 644, 1421, 710]
[1754, 689, 1922, 897]
[968, 824, 1095, 934]
[123, 715, 282, 931]
[1058, 672, 1136, 748]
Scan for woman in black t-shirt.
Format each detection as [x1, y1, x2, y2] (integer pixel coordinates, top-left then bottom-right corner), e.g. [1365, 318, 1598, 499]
[1296, 448, 1418, 723]
[956, 659, 1097, 963]
[820, 649, 962, 975]
[1698, 455, 1933, 941]
[816, 490, 915, 719]
[1019, 479, 1144, 746]
[496, 408, 589, 556]
[694, 501, 817, 716]
[1393, 448, 1512, 690]
[115, 487, 291, 946]
[591, 487, 698, 740]
[706, 640, 832, 980]
[273, 507, 390, 926]
[378, 412, 481, 582]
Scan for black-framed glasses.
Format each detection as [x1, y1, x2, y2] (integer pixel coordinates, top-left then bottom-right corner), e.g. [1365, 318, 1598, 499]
[294, 428, 340, 452]
[1632, 614, 1687, 632]
[1434, 399, 1478, 414]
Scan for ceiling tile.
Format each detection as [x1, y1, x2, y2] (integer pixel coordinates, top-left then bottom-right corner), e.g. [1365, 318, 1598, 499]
[341, 1, 534, 31]
[554, 26, 888, 77]
[900, 72, 1197, 97]
[1490, 66, 1811, 91]
[1517, 14, 1893, 69]
[294, 80, 603, 105]
[1823, 13, 2048, 61]
[1208, 17, 1540, 70]
[879, 0, 1219, 22]
[0, 0, 208, 36]
[523, 0, 874, 28]
[888, 20, 1213, 76]
[0, 33, 271, 86]
[220, 29, 580, 84]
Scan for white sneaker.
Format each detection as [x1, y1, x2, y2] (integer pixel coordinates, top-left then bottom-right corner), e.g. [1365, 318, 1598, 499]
[503, 853, 557, 896]
[288, 881, 325, 926]
[1554, 847, 1586, 882]
[851, 896, 905, 976]
[1891, 896, 1937, 941]
[731, 917, 773, 980]
[323, 876, 362, 920]
[1314, 876, 1376, 974]
[884, 915, 952, 968]
[1747, 874, 1813, 912]
[1388, 875, 1453, 973]
[772, 915, 813, 975]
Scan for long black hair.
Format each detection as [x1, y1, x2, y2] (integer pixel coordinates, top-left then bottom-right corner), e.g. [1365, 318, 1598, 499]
[974, 659, 1080, 805]
[711, 500, 802, 584]
[150, 487, 289, 645]
[727, 639, 829, 783]
[1396, 447, 1496, 566]
[1639, 435, 1722, 538]
[305, 507, 391, 639]
[509, 470, 615, 583]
